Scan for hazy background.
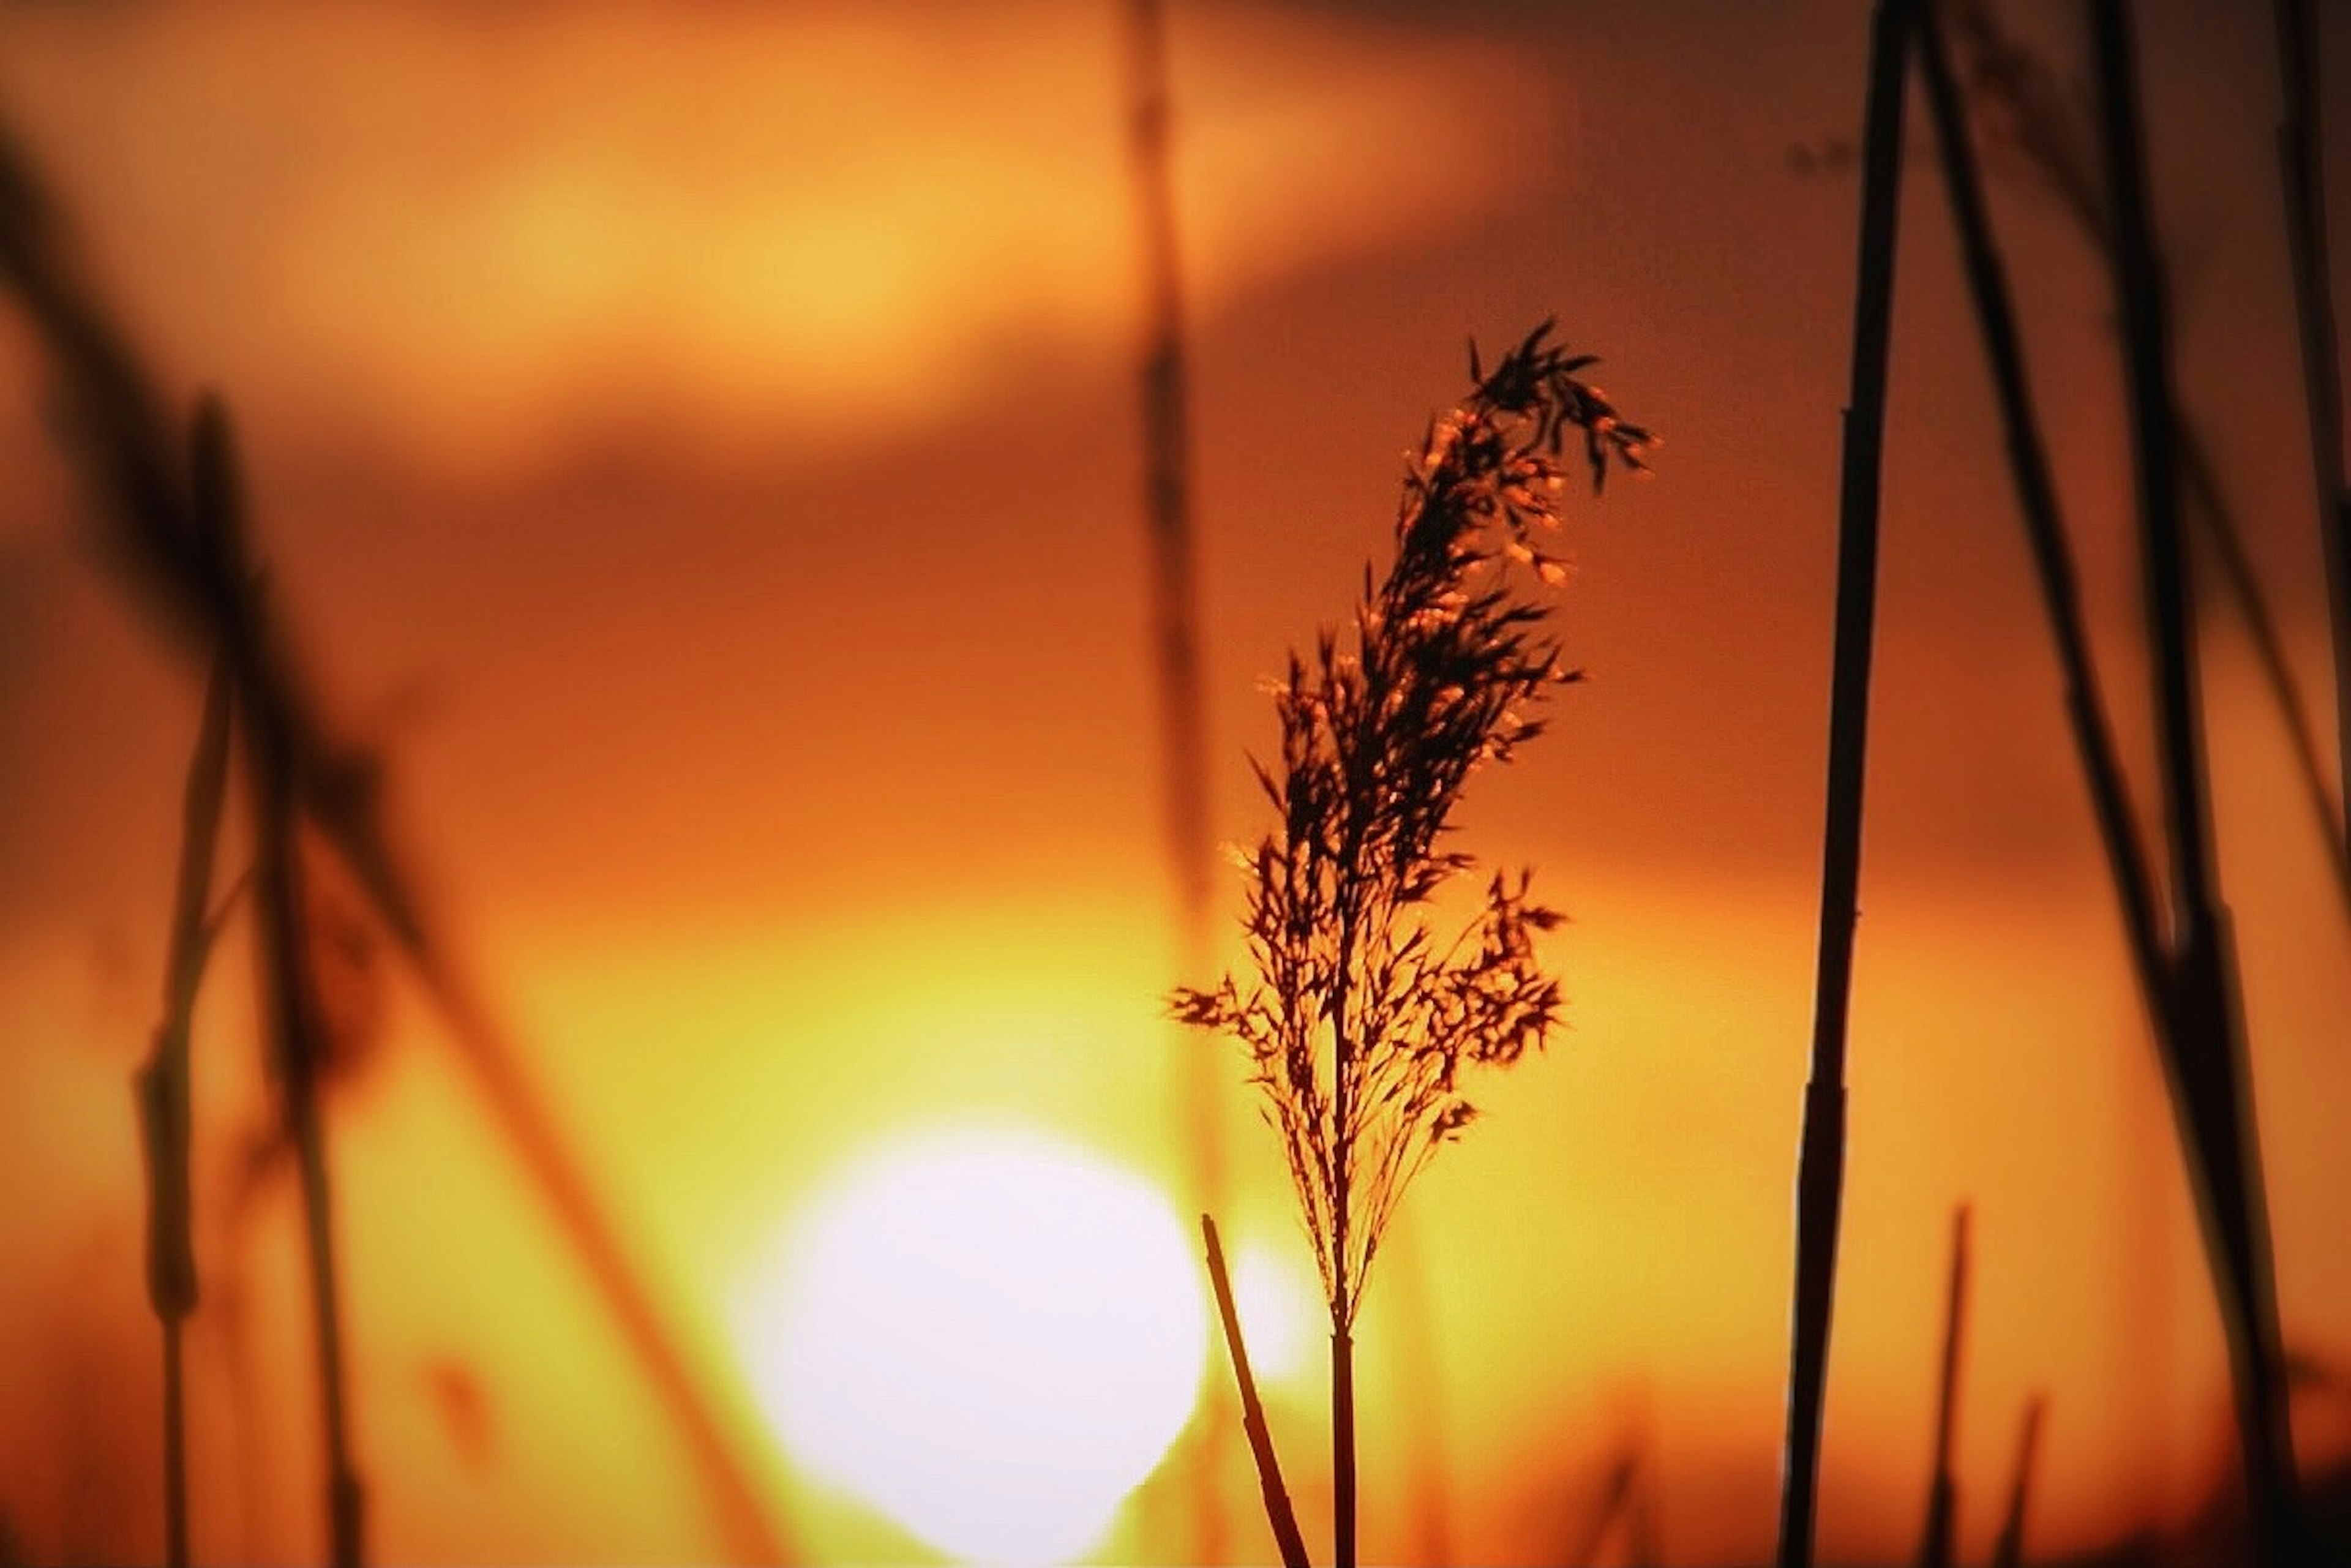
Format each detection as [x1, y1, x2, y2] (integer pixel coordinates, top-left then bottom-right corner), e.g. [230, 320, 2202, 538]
[1, 1, 2347, 1562]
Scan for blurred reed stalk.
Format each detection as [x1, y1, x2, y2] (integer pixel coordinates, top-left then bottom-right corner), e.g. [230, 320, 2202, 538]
[1119, 1, 1232, 1557]
[1946, 0, 2351, 914]
[2090, 4, 2306, 1559]
[201, 398, 369, 1568]
[2268, 0, 2351, 847]
[1989, 1395, 2045, 1568]
[0, 116, 795, 1567]
[133, 648, 234, 1568]
[1915, 1204, 1968, 1568]
[1777, 2, 1917, 1564]
[1912, 0, 2173, 1065]
[1201, 1215, 1310, 1568]
[1174, 323, 1649, 1568]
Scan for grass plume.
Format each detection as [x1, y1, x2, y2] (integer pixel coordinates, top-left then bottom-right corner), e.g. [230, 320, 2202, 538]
[1174, 321, 1649, 1568]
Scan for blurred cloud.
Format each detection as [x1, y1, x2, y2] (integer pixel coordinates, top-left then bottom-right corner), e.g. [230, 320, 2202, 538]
[0, 0, 1563, 479]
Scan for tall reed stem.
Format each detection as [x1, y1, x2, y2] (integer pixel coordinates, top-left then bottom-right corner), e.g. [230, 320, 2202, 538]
[1916, 1204, 1968, 1568]
[1120, 3, 1231, 1556]
[0, 121, 795, 1567]
[1330, 1327, 1355, 1568]
[2269, 0, 2351, 847]
[1201, 1216, 1310, 1568]
[1913, 2, 2171, 1019]
[1122, 0, 1215, 977]
[135, 648, 233, 1568]
[1779, 2, 1917, 1562]
[1943, 0, 2351, 915]
[1989, 1395, 2044, 1568]
[2088, 6, 2305, 1559]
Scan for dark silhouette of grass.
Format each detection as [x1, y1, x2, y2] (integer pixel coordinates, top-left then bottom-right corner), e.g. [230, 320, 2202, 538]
[1123, 0, 1215, 1002]
[2268, 0, 2351, 851]
[200, 397, 370, 1568]
[1201, 1214, 1310, 1568]
[1777, 2, 1918, 1564]
[1916, 1205, 1969, 1568]
[0, 111, 796, 1567]
[1565, 1442, 1661, 1568]
[2090, 5, 2308, 1561]
[1947, 0, 2351, 918]
[1990, 1394, 2046, 1568]
[133, 647, 234, 1568]
[1919, 14, 2315, 1559]
[1174, 322, 1649, 1568]
[1913, 0, 2177, 1070]
[1120, 2, 1234, 1556]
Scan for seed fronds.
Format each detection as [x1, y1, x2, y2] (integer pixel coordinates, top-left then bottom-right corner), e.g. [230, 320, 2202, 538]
[1171, 321, 1649, 1329]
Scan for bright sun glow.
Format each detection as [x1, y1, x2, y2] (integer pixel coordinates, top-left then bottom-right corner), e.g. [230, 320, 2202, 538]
[735, 1127, 1209, 1564]
[1229, 1237, 1319, 1382]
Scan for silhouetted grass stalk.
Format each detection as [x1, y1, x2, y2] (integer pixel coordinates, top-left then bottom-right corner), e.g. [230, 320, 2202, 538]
[1989, 1395, 2045, 1568]
[1916, 1204, 1968, 1568]
[0, 116, 795, 1567]
[2268, 0, 2351, 847]
[1948, 0, 2351, 915]
[1201, 1215, 1310, 1568]
[2090, 4, 2306, 1559]
[1174, 324, 1649, 1568]
[1915, 26, 2320, 1553]
[198, 399, 367, 1568]
[1120, 3, 1232, 1556]
[1914, 1, 2173, 1018]
[1778, 3, 1917, 1564]
[134, 648, 233, 1568]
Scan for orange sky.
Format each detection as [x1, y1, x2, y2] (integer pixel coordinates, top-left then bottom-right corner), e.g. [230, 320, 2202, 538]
[1, 2, 2348, 1564]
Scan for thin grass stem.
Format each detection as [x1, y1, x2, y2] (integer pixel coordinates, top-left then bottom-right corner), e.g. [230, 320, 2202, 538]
[1121, 6, 1232, 1556]
[1946, 0, 2351, 917]
[0, 118, 796, 1568]
[199, 399, 367, 1568]
[1914, 0, 2177, 1031]
[1916, 1204, 1968, 1568]
[134, 646, 233, 1568]
[1778, 2, 1918, 1562]
[2089, 6, 2305, 1558]
[1989, 1395, 2045, 1568]
[2268, 0, 2351, 849]
[1201, 1216, 1310, 1568]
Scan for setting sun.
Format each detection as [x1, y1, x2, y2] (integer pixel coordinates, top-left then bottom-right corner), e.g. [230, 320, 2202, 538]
[732, 1126, 1209, 1564]
[4, 4, 2349, 1565]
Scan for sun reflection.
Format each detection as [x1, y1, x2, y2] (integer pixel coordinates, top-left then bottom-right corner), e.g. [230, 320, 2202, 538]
[732, 1125, 1208, 1564]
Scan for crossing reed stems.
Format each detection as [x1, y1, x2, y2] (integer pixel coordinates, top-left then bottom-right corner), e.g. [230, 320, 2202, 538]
[2090, 4, 2307, 1557]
